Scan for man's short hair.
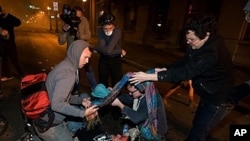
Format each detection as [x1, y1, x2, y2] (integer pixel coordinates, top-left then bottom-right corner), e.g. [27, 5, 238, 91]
[73, 6, 84, 13]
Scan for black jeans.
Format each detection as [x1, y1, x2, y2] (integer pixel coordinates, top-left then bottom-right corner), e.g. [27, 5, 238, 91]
[98, 55, 122, 87]
[185, 100, 234, 141]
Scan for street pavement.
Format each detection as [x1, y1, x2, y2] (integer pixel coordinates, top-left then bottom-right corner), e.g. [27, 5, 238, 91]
[0, 32, 250, 141]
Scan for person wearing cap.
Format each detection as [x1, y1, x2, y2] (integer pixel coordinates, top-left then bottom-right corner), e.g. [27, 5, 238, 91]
[34, 40, 99, 141]
[93, 12, 126, 88]
[0, 6, 25, 81]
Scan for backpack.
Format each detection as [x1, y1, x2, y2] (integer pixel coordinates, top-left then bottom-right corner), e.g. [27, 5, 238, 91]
[20, 73, 54, 133]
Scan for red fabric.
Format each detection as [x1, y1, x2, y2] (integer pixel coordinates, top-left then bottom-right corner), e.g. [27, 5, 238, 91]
[21, 91, 50, 119]
[20, 73, 50, 119]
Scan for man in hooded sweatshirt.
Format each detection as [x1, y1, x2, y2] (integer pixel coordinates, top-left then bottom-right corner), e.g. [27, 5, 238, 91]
[34, 40, 99, 141]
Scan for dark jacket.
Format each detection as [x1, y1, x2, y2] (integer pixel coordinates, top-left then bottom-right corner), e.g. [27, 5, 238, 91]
[119, 92, 168, 137]
[94, 27, 122, 56]
[0, 13, 21, 42]
[158, 35, 234, 105]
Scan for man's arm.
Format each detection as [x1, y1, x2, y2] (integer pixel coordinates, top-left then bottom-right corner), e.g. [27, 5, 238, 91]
[58, 30, 67, 45]
[77, 17, 91, 41]
[95, 28, 122, 55]
[8, 13, 21, 27]
[58, 24, 71, 45]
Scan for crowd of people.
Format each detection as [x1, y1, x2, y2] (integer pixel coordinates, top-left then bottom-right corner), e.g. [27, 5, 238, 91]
[1, 3, 250, 141]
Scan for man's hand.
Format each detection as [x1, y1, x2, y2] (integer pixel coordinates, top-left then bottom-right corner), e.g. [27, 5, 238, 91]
[86, 111, 98, 121]
[85, 105, 99, 118]
[82, 97, 91, 108]
[1, 29, 9, 40]
[121, 49, 126, 57]
[129, 71, 158, 85]
[1, 29, 9, 36]
[129, 71, 147, 85]
[63, 24, 70, 32]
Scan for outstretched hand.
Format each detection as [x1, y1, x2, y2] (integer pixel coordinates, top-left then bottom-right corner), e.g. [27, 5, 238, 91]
[129, 71, 148, 85]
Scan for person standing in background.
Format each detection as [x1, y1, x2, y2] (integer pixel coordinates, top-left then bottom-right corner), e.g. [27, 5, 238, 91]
[94, 12, 126, 88]
[0, 6, 25, 81]
[0, 26, 4, 99]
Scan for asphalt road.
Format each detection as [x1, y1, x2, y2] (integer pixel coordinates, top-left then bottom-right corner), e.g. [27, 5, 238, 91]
[0, 26, 249, 141]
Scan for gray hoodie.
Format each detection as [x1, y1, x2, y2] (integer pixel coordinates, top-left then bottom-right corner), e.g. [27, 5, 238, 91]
[45, 40, 90, 123]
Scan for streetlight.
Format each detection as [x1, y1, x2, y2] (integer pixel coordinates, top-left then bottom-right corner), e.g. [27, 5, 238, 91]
[47, 6, 52, 30]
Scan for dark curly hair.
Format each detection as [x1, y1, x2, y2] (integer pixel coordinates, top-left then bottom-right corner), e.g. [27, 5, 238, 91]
[98, 12, 116, 26]
[183, 15, 217, 40]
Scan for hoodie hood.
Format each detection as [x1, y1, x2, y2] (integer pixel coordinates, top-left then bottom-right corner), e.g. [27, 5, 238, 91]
[67, 40, 91, 69]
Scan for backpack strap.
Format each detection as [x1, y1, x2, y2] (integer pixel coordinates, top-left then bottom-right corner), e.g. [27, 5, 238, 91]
[34, 108, 55, 133]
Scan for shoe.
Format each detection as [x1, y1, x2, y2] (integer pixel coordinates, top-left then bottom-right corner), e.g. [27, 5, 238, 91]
[1, 77, 13, 81]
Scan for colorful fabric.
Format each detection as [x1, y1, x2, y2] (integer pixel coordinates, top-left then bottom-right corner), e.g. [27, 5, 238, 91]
[105, 69, 160, 140]
[137, 69, 160, 140]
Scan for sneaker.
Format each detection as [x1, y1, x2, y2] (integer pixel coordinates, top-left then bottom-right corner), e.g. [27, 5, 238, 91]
[1, 77, 14, 81]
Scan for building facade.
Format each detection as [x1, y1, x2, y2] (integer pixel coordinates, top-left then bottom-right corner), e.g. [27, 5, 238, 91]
[92, 0, 250, 68]
[54, 0, 249, 68]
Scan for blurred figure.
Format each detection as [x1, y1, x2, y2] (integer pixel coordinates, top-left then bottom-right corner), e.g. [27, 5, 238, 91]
[0, 26, 3, 99]
[58, 6, 97, 91]
[163, 80, 197, 108]
[0, 6, 25, 81]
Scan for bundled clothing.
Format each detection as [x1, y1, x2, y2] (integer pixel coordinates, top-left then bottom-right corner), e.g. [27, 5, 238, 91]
[107, 71, 167, 140]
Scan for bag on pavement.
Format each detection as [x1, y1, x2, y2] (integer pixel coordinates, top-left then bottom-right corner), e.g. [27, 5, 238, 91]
[20, 73, 54, 133]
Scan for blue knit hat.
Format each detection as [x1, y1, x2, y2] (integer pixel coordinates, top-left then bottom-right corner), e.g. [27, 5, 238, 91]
[91, 83, 111, 98]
